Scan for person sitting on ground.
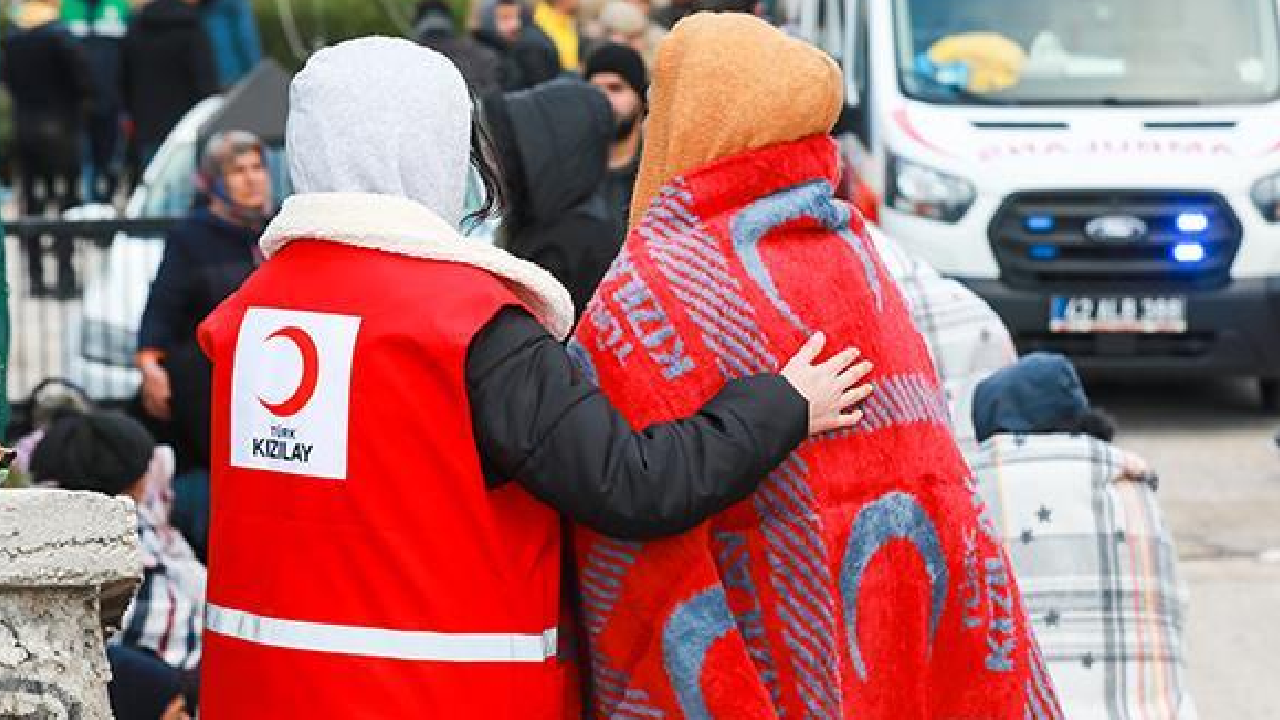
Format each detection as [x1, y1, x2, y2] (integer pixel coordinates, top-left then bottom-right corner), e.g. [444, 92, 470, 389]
[968, 353, 1198, 720]
[9, 378, 95, 486]
[30, 411, 206, 689]
[584, 42, 647, 235]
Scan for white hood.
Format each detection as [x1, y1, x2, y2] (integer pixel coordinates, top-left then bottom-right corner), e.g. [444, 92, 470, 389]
[285, 36, 470, 226]
[263, 37, 574, 339]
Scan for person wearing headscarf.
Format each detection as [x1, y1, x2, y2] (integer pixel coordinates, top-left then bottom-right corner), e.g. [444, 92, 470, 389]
[137, 130, 274, 561]
[569, 13, 1061, 718]
[196, 37, 871, 717]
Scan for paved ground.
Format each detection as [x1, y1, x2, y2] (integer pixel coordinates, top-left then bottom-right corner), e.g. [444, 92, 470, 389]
[1094, 378, 1280, 719]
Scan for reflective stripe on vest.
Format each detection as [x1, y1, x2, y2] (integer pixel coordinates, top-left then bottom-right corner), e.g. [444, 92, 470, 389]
[206, 604, 558, 663]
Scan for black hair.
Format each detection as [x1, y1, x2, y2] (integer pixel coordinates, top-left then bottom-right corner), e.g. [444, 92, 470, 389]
[462, 100, 511, 230]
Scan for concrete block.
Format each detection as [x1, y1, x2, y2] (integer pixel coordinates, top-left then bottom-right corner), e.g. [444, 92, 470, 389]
[0, 489, 142, 719]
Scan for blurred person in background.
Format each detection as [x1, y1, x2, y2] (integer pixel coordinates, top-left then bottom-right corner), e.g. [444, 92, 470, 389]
[651, 0, 694, 29]
[198, 0, 262, 89]
[591, 1, 643, 54]
[8, 378, 94, 486]
[968, 353, 1198, 719]
[482, 78, 619, 317]
[1, 0, 93, 299]
[415, 0, 503, 97]
[584, 42, 646, 234]
[591, 0, 662, 63]
[31, 411, 206, 716]
[61, 0, 129, 203]
[121, 0, 218, 169]
[137, 130, 273, 561]
[475, 0, 562, 90]
[534, 0, 582, 71]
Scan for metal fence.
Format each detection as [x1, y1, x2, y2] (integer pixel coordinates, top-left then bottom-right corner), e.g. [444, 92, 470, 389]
[5, 216, 180, 435]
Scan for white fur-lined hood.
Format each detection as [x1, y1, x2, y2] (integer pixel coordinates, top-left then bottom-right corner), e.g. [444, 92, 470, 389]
[260, 192, 575, 340]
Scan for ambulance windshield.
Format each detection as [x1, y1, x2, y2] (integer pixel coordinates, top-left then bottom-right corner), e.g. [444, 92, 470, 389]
[895, 0, 1280, 105]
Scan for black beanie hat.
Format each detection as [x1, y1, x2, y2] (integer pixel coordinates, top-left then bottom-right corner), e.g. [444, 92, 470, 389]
[31, 411, 156, 496]
[584, 43, 649, 101]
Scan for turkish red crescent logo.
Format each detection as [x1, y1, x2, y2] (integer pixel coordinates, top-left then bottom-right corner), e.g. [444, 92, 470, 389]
[259, 326, 320, 417]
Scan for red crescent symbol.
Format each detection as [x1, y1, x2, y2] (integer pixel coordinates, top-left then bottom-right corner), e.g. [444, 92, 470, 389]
[259, 326, 320, 417]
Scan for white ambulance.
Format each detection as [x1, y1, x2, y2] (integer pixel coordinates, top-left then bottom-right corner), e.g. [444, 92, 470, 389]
[796, 0, 1280, 408]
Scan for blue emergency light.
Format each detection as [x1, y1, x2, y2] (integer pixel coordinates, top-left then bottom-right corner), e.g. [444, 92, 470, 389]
[1172, 242, 1206, 264]
[1024, 215, 1055, 233]
[1028, 244, 1059, 261]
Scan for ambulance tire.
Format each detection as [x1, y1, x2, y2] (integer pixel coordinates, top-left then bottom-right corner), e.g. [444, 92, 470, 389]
[1260, 378, 1280, 415]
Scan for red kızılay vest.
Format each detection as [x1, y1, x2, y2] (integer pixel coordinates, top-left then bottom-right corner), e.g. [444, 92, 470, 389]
[198, 239, 564, 718]
[569, 135, 1063, 719]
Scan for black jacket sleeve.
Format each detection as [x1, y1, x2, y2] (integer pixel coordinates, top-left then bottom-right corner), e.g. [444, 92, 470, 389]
[467, 308, 808, 540]
[139, 229, 194, 352]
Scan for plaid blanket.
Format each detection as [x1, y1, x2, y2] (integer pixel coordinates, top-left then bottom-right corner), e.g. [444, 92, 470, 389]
[872, 231, 1016, 453]
[968, 434, 1198, 719]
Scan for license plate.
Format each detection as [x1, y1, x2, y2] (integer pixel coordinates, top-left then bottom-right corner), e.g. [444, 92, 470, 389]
[1050, 296, 1187, 333]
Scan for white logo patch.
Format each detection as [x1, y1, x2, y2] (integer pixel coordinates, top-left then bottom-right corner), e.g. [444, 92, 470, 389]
[230, 308, 361, 479]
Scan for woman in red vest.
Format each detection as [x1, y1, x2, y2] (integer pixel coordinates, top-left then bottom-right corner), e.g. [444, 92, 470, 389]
[196, 37, 872, 718]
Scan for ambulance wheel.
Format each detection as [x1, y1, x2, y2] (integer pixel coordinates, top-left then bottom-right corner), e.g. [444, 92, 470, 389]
[1260, 378, 1280, 414]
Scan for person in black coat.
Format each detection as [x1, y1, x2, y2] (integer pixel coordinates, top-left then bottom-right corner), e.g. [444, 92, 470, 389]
[138, 130, 272, 559]
[121, 0, 218, 167]
[414, 0, 504, 97]
[1, 0, 94, 297]
[474, 0, 561, 91]
[483, 78, 620, 320]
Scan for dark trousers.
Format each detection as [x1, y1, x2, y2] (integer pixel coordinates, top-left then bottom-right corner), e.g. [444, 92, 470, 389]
[15, 120, 81, 295]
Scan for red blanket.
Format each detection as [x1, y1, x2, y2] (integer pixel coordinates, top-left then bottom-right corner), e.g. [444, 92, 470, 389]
[569, 135, 1062, 719]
